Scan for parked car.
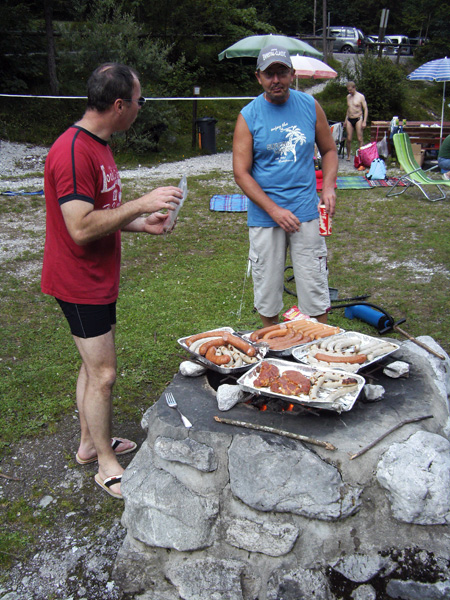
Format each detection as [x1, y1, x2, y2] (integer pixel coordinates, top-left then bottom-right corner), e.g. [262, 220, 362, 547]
[409, 36, 430, 47]
[318, 26, 366, 53]
[388, 35, 412, 55]
[365, 35, 395, 54]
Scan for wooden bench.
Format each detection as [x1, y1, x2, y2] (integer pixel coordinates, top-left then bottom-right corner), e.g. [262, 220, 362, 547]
[371, 121, 450, 150]
[370, 121, 450, 162]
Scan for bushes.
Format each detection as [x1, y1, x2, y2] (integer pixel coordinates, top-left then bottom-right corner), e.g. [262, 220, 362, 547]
[349, 54, 407, 120]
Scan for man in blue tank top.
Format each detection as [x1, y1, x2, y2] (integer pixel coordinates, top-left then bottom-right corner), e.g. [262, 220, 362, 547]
[233, 44, 338, 327]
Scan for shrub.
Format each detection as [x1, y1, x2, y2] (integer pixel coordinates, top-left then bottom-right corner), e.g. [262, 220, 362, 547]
[345, 54, 407, 120]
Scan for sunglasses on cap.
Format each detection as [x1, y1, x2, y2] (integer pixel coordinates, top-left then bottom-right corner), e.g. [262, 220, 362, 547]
[122, 96, 146, 107]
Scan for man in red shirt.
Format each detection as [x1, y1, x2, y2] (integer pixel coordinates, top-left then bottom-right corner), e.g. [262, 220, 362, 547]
[42, 63, 182, 499]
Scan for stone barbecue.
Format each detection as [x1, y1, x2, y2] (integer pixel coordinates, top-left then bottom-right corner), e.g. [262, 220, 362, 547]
[114, 337, 450, 600]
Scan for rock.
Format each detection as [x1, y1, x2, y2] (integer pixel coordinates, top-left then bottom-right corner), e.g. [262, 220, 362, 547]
[383, 360, 410, 378]
[377, 431, 450, 524]
[216, 384, 245, 411]
[121, 449, 219, 551]
[228, 434, 362, 520]
[351, 584, 377, 600]
[165, 558, 249, 600]
[267, 567, 335, 600]
[179, 360, 207, 377]
[225, 516, 299, 556]
[363, 384, 385, 402]
[331, 553, 392, 582]
[39, 495, 54, 508]
[154, 436, 218, 472]
[386, 578, 450, 599]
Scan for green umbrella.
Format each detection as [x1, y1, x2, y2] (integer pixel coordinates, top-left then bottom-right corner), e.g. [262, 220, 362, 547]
[218, 34, 322, 61]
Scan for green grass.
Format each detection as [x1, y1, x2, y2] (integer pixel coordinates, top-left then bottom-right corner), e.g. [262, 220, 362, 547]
[1, 169, 449, 453]
[0, 159, 449, 573]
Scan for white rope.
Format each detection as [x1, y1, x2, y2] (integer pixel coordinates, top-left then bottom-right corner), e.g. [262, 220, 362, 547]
[235, 257, 252, 321]
[0, 94, 256, 102]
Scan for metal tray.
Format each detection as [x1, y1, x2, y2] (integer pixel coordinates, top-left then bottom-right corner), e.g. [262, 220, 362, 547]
[237, 358, 365, 413]
[178, 327, 266, 375]
[292, 331, 400, 373]
[242, 319, 345, 357]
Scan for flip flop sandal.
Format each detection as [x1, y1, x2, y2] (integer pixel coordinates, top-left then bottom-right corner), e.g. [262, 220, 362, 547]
[76, 438, 137, 465]
[94, 473, 123, 500]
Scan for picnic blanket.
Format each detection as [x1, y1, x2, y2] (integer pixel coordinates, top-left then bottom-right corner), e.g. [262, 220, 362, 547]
[365, 177, 406, 187]
[1, 189, 44, 196]
[209, 177, 407, 212]
[210, 194, 248, 212]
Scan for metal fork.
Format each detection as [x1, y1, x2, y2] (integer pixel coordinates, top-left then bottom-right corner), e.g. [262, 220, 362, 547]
[165, 392, 192, 428]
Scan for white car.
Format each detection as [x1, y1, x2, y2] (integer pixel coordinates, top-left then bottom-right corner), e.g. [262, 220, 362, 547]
[366, 35, 395, 54]
[388, 35, 412, 55]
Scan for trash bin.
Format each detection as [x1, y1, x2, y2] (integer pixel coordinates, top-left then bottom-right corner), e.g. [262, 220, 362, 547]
[196, 117, 217, 154]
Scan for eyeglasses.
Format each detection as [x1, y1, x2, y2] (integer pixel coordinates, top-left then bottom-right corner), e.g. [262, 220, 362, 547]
[122, 96, 146, 107]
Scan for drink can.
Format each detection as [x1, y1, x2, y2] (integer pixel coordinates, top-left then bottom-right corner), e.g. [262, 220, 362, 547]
[319, 204, 332, 236]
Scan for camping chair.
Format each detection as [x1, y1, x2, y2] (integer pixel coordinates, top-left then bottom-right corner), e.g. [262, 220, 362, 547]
[330, 121, 346, 157]
[387, 132, 450, 202]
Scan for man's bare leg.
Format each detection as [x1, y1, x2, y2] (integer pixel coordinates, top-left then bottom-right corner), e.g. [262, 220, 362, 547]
[259, 313, 279, 328]
[355, 120, 364, 150]
[73, 328, 123, 496]
[313, 313, 328, 324]
[345, 122, 353, 160]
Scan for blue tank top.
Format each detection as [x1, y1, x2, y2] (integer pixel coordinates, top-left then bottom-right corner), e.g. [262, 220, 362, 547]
[240, 90, 318, 226]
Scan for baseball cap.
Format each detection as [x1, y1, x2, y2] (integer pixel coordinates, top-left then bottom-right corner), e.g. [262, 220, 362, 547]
[256, 45, 292, 71]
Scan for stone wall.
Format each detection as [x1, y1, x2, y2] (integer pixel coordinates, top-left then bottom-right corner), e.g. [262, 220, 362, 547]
[115, 337, 450, 600]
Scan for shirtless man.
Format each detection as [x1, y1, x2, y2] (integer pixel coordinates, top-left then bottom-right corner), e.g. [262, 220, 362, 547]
[344, 82, 368, 161]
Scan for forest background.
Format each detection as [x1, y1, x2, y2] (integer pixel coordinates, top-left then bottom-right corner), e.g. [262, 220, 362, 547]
[1, 0, 449, 160]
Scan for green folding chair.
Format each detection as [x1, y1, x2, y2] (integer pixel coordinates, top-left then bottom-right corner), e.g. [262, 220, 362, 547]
[387, 132, 450, 202]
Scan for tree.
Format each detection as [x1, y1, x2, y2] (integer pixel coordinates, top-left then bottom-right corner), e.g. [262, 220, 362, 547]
[43, 0, 59, 95]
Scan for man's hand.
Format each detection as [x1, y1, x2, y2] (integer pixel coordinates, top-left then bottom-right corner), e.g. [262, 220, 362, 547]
[270, 205, 301, 233]
[142, 212, 173, 235]
[318, 187, 336, 218]
[138, 186, 182, 214]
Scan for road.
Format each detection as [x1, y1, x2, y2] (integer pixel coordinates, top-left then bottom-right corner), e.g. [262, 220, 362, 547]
[335, 52, 413, 67]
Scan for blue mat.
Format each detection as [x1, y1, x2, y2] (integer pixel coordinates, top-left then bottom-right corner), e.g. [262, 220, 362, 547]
[209, 177, 401, 212]
[336, 177, 371, 189]
[210, 194, 248, 212]
[1, 189, 44, 196]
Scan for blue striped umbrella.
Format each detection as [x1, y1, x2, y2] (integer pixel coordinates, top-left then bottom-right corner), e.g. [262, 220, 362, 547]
[407, 57, 450, 145]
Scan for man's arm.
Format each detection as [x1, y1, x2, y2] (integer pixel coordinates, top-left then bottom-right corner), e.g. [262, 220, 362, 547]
[122, 212, 173, 235]
[344, 94, 351, 125]
[315, 101, 338, 217]
[232, 114, 300, 233]
[61, 186, 182, 245]
[361, 94, 368, 128]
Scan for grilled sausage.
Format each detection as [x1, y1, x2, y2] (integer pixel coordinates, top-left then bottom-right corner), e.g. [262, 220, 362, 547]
[313, 352, 367, 364]
[205, 346, 231, 365]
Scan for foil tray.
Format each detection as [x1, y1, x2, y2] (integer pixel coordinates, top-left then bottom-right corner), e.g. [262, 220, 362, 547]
[292, 331, 400, 373]
[237, 358, 365, 413]
[178, 327, 267, 375]
[242, 319, 345, 357]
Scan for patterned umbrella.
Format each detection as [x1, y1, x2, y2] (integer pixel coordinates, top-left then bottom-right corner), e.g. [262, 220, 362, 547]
[291, 55, 337, 79]
[218, 34, 322, 61]
[290, 55, 337, 90]
[407, 57, 450, 144]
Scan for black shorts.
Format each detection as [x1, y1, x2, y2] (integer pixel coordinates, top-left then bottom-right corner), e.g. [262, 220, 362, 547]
[56, 298, 117, 338]
[348, 117, 361, 129]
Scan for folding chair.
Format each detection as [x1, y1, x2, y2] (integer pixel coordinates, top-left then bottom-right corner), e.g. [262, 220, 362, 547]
[387, 132, 450, 202]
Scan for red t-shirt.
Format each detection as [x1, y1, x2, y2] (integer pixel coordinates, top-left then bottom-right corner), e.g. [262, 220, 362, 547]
[41, 126, 122, 304]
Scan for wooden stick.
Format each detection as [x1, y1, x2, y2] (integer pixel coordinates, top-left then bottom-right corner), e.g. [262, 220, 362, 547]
[0, 472, 21, 481]
[349, 414, 433, 460]
[394, 325, 446, 360]
[214, 416, 336, 450]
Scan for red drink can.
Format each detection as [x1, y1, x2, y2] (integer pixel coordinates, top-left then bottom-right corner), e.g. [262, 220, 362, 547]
[319, 204, 332, 236]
